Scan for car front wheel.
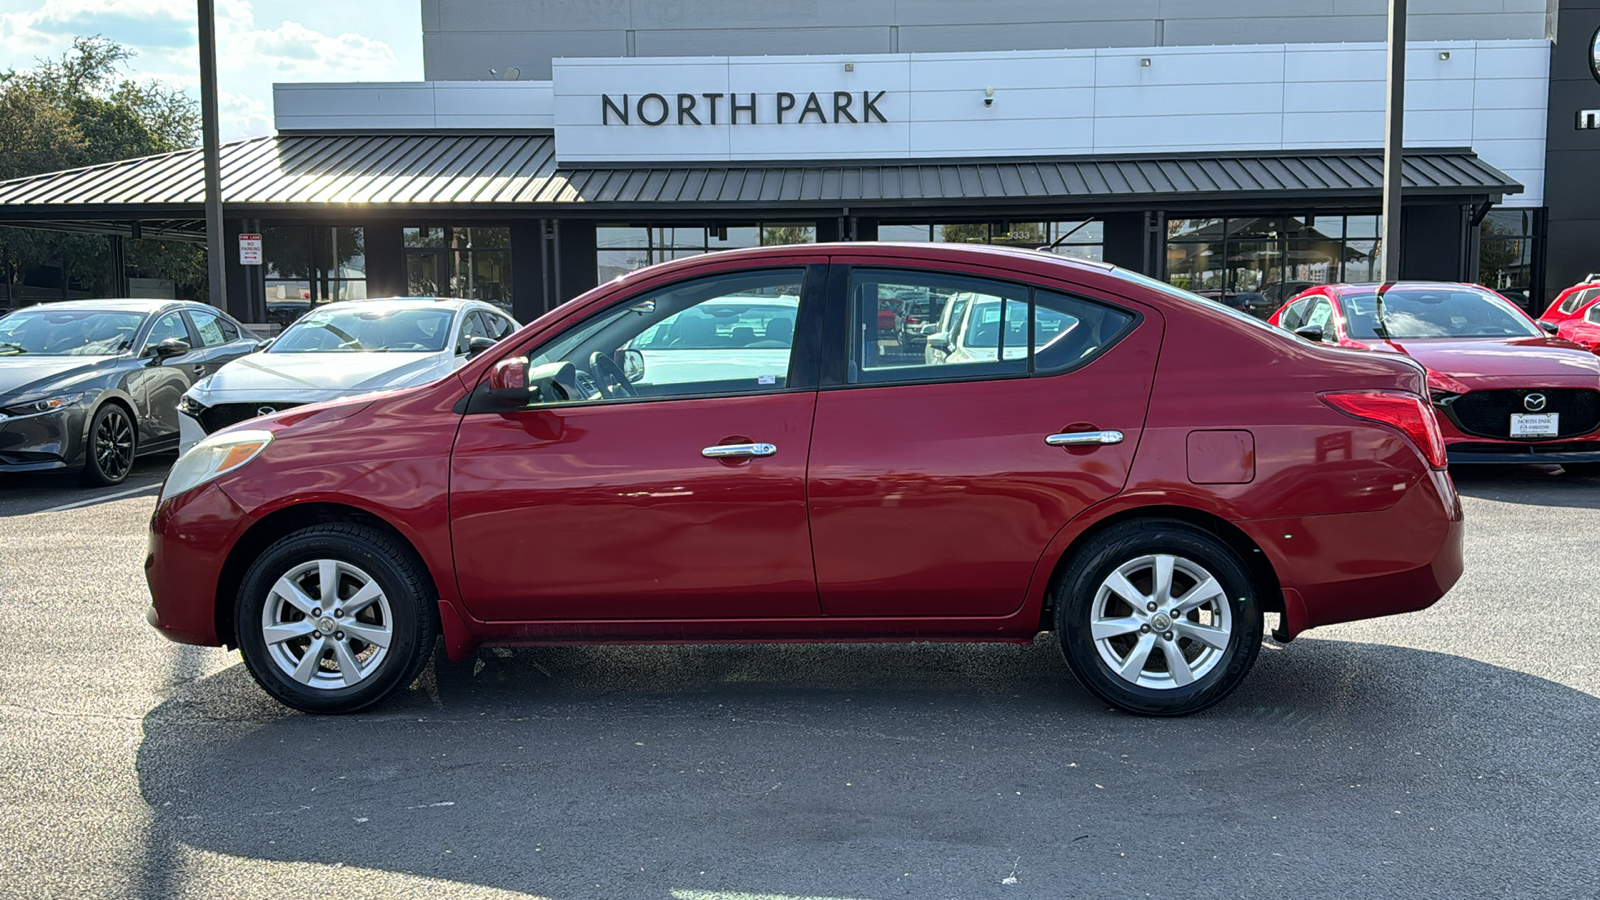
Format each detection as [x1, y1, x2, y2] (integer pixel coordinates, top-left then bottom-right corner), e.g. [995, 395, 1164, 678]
[1055, 520, 1263, 716]
[82, 402, 136, 486]
[236, 523, 438, 714]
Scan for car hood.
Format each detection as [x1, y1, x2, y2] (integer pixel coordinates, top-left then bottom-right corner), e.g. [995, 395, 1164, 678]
[0, 355, 117, 400]
[191, 351, 454, 403]
[1369, 337, 1600, 379]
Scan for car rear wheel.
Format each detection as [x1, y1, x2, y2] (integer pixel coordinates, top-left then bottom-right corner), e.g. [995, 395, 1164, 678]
[1055, 520, 1263, 716]
[236, 523, 438, 714]
[82, 403, 136, 486]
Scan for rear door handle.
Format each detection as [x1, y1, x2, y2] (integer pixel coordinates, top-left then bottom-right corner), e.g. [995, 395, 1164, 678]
[701, 442, 778, 459]
[1045, 431, 1124, 446]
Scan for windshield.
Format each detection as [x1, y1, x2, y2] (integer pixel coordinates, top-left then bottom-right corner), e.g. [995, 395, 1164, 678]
[1341, 287, 1540, 340]
[0, 309, 144, 356]
[270, 306, 454, 353]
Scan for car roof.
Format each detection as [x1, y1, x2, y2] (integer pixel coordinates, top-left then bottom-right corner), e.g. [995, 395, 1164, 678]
[302, 297, 481, 313]
[604, 241, 1119, 284]
[2, 298, 188, 313]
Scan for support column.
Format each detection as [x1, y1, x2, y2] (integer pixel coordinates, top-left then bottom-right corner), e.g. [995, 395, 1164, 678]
[107, 235, 129, 297]
[509, 219, 548, 321]
[1399, 205, 1470, 283]
[555, 219, 598, 305]
[1100, 212, 1145, 272]
[363, 221, 405, 298]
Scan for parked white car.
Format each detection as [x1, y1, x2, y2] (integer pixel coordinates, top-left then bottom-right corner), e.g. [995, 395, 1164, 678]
[924, 296, 1084, 365]
[178, 298, 517, 454]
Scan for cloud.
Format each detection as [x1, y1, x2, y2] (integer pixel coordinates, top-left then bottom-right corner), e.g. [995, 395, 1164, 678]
[0, 0, 410, 141]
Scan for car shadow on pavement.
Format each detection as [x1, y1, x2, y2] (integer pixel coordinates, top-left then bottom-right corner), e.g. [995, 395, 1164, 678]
[1449, 464, 1600, 509]
[133, 637, 1600, 900]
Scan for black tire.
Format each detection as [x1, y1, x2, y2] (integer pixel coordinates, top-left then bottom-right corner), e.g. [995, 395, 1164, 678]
[235, 523, 439, 714]
[1054, 519, 1263, 716]
[1563, 463, 1600, 478]
[82, 402, 136, 486]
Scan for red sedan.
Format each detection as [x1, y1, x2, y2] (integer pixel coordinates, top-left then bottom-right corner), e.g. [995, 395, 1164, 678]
[1536, 279, 1600, 329]
[1553, 295, 1600, 355]
[146, 244, 1463, 717]
[1269, 282, 1600, 474]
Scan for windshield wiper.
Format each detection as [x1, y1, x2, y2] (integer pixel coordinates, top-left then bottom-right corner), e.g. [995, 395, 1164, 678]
[0, 341, 25, 355]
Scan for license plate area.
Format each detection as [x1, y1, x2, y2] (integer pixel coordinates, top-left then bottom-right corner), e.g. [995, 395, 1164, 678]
[1510, 412, 1559, 438]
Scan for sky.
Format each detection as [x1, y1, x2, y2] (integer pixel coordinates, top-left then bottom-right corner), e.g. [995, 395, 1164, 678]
[0, 0, 423, 141]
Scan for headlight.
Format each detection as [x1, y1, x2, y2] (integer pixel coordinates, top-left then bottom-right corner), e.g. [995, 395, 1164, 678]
[2, 392, 85, 416]
[160, 429, 272, 504]
[178, 394, 207, 416]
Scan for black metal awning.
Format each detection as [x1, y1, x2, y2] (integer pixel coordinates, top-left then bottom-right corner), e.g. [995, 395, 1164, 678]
[0, 132, 1523, 237]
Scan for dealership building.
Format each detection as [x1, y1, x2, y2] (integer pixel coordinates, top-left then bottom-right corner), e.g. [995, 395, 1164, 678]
[0, 0, 1596, 324]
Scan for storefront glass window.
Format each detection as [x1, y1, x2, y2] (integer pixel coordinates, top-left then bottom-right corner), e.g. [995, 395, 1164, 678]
[1478, 209, 1539, 309]
[263, 226, 367, 323]
[761, 224, 816, 245]
[596, 223, 815, 281]
[880, 221, 1104, 260]
[403, 225, 511, 311]
[1166, 215, 1381, 318]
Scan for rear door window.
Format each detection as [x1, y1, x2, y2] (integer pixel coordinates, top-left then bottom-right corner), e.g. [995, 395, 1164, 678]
[844, 267, 1134, 384]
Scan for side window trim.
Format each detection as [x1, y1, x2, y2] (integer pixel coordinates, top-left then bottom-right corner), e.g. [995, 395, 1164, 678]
[141, 310, 194, 355]
[186, 308, 230, 348]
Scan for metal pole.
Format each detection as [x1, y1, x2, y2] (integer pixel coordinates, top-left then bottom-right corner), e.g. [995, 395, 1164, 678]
[1379, 0, 1407, 282]
[198, 0, 228, 312]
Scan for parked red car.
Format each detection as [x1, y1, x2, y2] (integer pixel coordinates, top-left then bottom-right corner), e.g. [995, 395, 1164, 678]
[1536, 279, 1600, 329]
[1553, 295, 1600, 354]
[1269, 282, 1600, 473]
[146, 244, 1464, 717]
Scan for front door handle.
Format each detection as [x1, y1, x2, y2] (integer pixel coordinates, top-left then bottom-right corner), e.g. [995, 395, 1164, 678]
[701, 442, 778, 459]
[1045, 430, 1124, 446]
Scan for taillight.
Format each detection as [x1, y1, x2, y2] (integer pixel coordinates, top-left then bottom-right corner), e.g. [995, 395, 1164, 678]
[1320, 390, 1448, 469]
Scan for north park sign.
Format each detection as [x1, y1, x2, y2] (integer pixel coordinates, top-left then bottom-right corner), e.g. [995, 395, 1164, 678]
[601, 91, 889, 126]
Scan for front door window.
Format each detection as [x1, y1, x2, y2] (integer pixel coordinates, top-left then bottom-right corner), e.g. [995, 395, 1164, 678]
[525, 268, 807, 403]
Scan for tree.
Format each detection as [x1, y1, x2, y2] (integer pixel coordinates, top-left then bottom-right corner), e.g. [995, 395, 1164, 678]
[0, 37, 204, 303]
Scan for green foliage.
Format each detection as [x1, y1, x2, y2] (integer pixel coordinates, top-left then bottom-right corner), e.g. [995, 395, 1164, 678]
[938, 223, 989, 244]
[0, 36, 205, 301]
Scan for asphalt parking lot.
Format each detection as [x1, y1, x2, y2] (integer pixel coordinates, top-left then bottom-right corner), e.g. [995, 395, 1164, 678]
[1, 459, 1597, 900]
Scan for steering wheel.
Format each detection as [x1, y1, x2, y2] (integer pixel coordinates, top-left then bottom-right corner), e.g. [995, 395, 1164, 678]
[587, 351, 637, 400]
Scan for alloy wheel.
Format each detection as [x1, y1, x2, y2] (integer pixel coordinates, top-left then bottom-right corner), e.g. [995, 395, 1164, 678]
[261, 559, 394, 690]
[1089, 553, 1234, 690]
[93, 408, 135, 481]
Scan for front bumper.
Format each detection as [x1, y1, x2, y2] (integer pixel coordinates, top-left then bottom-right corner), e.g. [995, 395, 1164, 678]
[0, 406, 86, 471]
[145, 480, 256, 647]
[1445, 441, 1600, 465]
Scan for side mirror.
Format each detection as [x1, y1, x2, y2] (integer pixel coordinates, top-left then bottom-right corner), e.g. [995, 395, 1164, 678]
[466, 336, 497, 358]
[1539, 320, 1559, 335]
[1292, 324, 1324, 343]
[255, 338, 275, 352]
[485, 356, 577, 407]
[147, 337, 191, 360]
[617, 348, 645, 383]
[927, 333, 951, 353]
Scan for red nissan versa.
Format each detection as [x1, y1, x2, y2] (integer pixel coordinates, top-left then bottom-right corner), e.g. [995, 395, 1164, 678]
[1268, 282, 1600, 474]
[145, 244, 1464, 717]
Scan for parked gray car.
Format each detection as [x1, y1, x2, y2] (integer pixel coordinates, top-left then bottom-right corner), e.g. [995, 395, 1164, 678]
[0, 299, 258, 485]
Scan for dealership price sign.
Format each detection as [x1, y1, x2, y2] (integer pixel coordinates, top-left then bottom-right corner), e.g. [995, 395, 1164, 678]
[238, 233, 262, 266]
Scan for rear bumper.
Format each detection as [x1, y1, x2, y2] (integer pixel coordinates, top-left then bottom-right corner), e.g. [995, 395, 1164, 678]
[1240, 467, 1464, 639]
